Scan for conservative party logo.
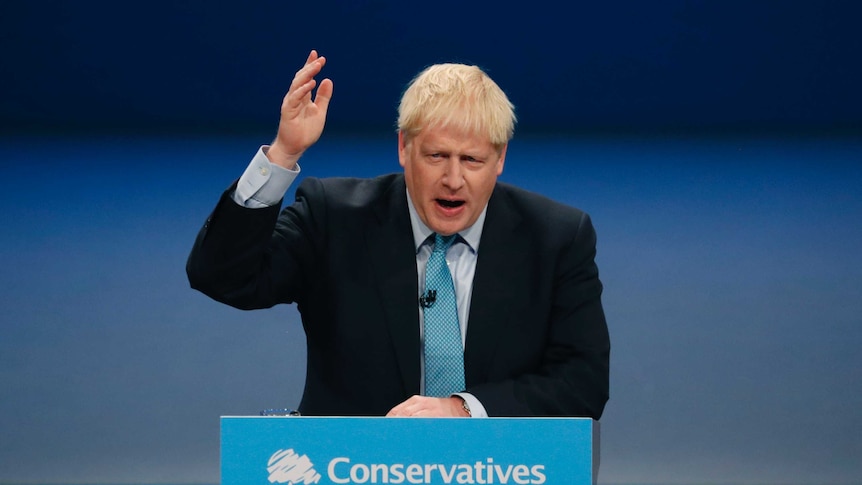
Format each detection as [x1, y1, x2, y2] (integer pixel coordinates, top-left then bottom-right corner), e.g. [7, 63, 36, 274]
[267, 449, 322, 484]
[265, 449, 547, 484]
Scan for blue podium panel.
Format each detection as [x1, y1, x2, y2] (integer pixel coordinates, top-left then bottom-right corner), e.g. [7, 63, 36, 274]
[221, 416, 597, 485]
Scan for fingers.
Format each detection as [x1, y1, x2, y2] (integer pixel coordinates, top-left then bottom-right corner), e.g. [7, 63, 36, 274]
[314, 78, 333, 112]
[283, 52, 331, 113]
[386, 396, 419, 417]
[284, 79, 314, 107]
[292, 52, 326, 92]
[305, 49, 319, 64]
[386, 396, 462, 417]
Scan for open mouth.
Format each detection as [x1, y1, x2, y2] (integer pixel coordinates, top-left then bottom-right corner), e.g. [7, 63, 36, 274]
[436, 199, 465, 208]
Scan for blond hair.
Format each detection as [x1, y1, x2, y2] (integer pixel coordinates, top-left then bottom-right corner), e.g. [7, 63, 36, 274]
[397, 63, 516, 150]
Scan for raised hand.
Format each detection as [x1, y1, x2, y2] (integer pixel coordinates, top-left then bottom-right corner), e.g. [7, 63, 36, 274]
[267, 50, 334, 169]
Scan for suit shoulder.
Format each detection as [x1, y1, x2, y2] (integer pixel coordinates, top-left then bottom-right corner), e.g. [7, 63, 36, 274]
[491, 182, 599, 257]
[296, 173, 404, 210]
[494, 181, 590, 226]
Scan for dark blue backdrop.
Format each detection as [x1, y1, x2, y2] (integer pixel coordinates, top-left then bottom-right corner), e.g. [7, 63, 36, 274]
[2, 0, 861, 134]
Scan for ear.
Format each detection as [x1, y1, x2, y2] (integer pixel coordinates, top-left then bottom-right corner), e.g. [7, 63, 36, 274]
[397, 131, 408, 168]
[495, 143, 508, 176]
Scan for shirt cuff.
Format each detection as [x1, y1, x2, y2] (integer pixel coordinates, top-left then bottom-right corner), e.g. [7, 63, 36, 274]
[454, 392, 488, 418]
[232, 146, 300, 208]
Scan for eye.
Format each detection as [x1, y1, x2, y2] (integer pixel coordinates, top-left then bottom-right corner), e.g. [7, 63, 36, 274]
[462, 155, 484, 167]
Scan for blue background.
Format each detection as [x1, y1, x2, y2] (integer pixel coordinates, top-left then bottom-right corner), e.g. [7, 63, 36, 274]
[1, 1, 860, 484]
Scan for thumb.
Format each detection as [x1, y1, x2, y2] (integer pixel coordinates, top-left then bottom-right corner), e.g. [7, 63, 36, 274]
[314, 78, 333, 113]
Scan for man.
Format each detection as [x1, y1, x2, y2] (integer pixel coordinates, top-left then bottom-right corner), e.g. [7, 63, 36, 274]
[187, 50, 609, 418]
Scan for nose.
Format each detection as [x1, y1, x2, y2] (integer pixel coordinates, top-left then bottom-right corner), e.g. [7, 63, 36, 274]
[442, 158, 465, 190]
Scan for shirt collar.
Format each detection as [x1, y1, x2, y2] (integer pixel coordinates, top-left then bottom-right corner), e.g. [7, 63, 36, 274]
[406, 188, 486, 254]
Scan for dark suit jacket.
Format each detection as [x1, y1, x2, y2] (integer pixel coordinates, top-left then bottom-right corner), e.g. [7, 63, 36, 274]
[187, 173, 609, 418]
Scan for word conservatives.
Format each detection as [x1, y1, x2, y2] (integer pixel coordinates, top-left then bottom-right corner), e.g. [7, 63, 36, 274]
[327, 457, 546, 484]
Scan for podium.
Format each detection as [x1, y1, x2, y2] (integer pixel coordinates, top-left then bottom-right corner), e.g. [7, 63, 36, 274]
[222, 416, 599, 485]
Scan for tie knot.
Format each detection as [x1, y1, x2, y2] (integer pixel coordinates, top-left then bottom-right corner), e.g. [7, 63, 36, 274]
[433, 233, 457, 254]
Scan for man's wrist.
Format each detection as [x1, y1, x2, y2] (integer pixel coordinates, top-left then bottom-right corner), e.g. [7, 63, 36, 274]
[265, 143, 302, 170]
[461, 398, 472, 417]
[453, 393, 487, 418]
[233, 147, 299, 208]
[453, 396, 471, 417]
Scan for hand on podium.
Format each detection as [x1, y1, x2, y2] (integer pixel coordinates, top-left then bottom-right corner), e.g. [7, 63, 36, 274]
[386, 395, 470, 417]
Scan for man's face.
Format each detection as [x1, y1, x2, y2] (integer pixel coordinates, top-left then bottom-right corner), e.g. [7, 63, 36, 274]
[399, 124, 506, 236]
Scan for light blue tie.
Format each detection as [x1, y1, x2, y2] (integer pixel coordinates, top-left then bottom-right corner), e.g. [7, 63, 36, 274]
[423, 233, 465, 397]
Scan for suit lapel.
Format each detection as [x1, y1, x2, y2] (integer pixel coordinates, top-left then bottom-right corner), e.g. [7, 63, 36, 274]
[363, 176, 422, 397]
[464, 185, 527, 387]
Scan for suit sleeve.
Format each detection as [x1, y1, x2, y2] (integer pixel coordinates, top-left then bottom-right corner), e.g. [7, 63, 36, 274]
[186, 178, 326, 310]
[469, 213, 610, 418]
